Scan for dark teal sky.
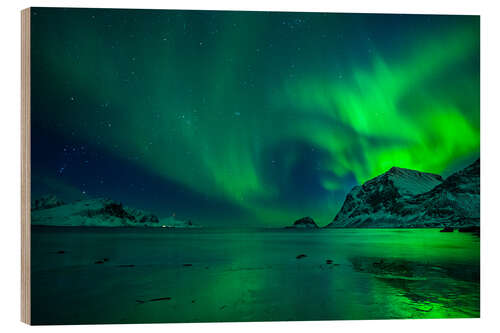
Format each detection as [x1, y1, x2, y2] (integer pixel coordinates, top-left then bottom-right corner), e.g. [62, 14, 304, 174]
[30, 8, 479, 226]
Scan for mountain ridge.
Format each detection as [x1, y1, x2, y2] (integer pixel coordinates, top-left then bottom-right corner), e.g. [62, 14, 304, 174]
[326, 159, 479, 228]
[31, 197, 198, 228]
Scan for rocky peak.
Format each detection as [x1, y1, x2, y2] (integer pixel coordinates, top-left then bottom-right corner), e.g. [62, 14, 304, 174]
[31, 195, 65, 211]
[435, 159, 479, 195]
[288, 216, 319, 228]
[374, 166, 444, 196]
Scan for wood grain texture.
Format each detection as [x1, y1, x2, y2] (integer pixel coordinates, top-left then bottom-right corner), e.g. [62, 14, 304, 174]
[21, 7, 31, 325]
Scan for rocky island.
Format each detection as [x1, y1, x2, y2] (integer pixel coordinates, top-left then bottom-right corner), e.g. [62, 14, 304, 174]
[286, 216, 319, 229]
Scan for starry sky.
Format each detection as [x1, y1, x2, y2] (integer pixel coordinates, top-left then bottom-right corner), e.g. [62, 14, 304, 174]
[30, 8, 480, 227]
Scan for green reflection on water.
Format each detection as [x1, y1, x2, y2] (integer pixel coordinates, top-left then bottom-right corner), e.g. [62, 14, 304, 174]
[31, 228, 479, 324]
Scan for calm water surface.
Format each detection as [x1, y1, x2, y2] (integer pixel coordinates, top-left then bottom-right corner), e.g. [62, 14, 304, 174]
[31, 227, 479, 324]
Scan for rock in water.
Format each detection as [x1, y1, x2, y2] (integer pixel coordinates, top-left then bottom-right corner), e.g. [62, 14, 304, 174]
[326, 159, 479, 228]
[287, 217, 319, 229]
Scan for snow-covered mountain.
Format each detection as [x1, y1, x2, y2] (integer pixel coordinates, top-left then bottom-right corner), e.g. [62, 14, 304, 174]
[31, 197, 197, 228]
[326, 159, 479, 228]
[31, 194, 65, 210]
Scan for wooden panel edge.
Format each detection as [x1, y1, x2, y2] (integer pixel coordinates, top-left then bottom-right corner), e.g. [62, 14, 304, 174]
[21, 7, 31, 325]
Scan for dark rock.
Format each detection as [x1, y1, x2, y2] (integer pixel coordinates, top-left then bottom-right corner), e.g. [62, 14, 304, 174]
[326, 259, 333, 264]
[94, 260, 105, 264]
[149, 297, 171, 302]
[289, 217, 319, 229]
[458, 226, 480, 233]
[56, 250, 65, 254]
[102, 202, 136, 221]
[440, 226, 454, 232]
[103, 258, 110, 262]
[183, 263, 193, 267]
[296, 254, 307, 259]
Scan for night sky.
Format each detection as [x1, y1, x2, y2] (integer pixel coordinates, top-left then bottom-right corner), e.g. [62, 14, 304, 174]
[30, 8, 480, 227]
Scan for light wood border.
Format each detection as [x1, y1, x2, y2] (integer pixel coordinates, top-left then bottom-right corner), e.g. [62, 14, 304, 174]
[21, 7, 31, 325]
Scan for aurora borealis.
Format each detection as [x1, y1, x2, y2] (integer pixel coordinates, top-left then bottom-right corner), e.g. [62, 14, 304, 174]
[30, 8, 480, 226]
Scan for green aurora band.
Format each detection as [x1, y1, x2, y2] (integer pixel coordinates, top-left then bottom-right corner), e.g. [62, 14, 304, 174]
[31, 9, 479, 226]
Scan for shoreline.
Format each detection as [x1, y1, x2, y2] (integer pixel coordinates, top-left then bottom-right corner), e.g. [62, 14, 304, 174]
[30, 225, 479, 232]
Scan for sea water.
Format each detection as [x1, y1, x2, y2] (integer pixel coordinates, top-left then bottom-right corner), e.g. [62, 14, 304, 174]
[30, 227, 479, 324]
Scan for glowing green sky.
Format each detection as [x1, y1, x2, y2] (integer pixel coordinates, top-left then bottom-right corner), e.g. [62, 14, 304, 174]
[31, 9, 479, 226]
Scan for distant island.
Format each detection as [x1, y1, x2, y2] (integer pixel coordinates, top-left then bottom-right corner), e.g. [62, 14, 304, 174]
[31, 196, 199, 228]
[285, 216, 319, 229]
